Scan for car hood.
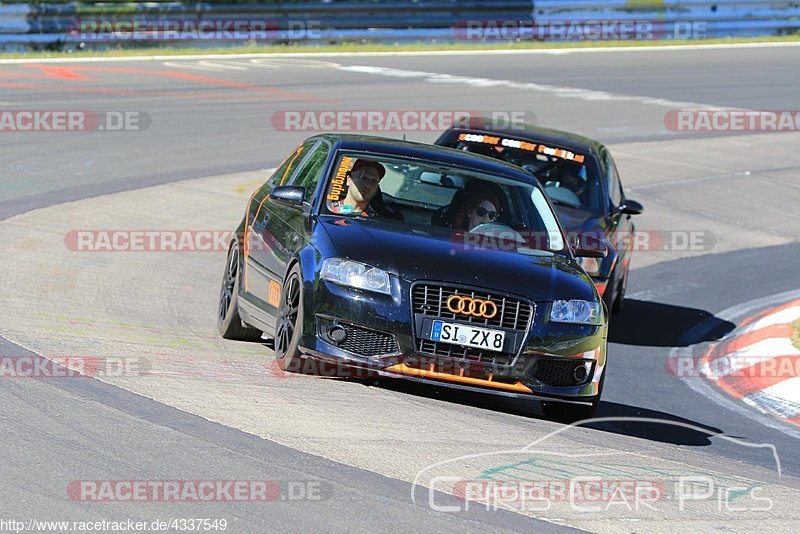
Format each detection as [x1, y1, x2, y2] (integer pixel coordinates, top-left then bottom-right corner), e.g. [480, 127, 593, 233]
[554, 206, 607, 234]
[318, 216, 595, 301]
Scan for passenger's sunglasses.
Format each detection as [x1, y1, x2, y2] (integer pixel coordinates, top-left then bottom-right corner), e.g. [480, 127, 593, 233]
[474, 206, 499, 220]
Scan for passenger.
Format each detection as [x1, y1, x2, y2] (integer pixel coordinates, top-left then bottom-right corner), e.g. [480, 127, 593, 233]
[449, 182, 503, 231]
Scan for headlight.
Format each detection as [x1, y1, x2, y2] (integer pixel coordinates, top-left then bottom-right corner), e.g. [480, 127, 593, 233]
[576, 257, 601, 276]
[321, 258, 391, 295]
[550, 300, 603, 325]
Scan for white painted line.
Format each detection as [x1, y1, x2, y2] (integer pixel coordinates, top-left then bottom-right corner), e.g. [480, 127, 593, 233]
[1, 41, 799, 65]
[196, 60, 249, 71]
[336, 64, 723, 111]
[162, 61, 223, 71]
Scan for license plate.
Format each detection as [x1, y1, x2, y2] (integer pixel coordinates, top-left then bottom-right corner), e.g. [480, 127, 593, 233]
[430, 320, 505, 352]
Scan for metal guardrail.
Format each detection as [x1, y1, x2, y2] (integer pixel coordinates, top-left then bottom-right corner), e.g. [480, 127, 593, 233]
[1, 1, 534, 49]
[533, 0, 800, 37]
[1, 1, 798, 51]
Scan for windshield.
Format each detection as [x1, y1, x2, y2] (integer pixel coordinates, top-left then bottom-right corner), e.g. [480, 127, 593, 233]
[322, 151, 565, 253]
[448, 133, 604, 212]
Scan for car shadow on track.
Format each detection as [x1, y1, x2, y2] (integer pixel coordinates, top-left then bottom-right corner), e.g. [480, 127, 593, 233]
[609, 299, 735, 347]
[589, 401, 723, 445]
[357, 378, 722, 446]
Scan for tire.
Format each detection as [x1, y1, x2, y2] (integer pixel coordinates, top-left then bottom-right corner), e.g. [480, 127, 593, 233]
[613, 268, 627, 314]
[541, 367, 605, 423]
[541, 397, 599, 423]
[274, 264, 304, 372]
[602, 268, 621, 316]
[218, 239, 263, 341]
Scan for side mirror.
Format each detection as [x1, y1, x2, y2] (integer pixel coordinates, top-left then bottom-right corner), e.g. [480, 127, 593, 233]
[571, 232, 608, 258]
[617, 199, 644, 215]
[270, 186, 305, 208]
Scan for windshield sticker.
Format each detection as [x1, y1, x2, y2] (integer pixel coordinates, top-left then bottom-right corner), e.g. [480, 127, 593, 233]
[537, 143, 585, 163]
[458, 133, 585, 163]
[327, 156, 354, 202]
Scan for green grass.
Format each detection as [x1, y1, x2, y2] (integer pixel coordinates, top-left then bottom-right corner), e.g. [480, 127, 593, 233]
[792, 318, 800, 351]
[1, 34, 799, 60]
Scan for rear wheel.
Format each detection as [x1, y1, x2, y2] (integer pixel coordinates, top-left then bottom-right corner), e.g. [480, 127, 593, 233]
[274, 264, 304, 372]
[218, 240, 263, 341]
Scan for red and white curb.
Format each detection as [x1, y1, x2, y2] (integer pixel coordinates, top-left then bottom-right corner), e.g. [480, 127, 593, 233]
[700, 297, 800, 426]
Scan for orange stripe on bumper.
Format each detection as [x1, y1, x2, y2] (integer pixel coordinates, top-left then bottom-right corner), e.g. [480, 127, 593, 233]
[384, 363, 532, 394]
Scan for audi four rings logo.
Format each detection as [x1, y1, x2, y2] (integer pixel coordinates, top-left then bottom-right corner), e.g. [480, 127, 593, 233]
[446, 295, 498, 319]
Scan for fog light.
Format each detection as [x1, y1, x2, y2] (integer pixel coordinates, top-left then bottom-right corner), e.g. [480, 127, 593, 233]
[327, 324, 347, 344]
[573, 363, 590, 382]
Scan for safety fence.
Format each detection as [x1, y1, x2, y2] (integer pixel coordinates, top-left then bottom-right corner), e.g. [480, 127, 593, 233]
[1, 1, 798, 51]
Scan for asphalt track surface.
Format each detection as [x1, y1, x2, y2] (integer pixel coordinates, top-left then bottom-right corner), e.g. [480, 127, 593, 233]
[2, 44, 800, 532]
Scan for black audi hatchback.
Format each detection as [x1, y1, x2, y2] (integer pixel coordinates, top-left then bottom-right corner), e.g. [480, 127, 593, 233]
[218, 134, 609, 420]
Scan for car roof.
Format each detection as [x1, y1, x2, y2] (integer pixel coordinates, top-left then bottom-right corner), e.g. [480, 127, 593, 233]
[307, 134, 540, 185]
[444, 120, 604, 155]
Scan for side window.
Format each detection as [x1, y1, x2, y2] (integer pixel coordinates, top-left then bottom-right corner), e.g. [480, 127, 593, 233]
[603, 150, 623, 207]
[264, 140, 317, 191]
[290, 141, 331, 202]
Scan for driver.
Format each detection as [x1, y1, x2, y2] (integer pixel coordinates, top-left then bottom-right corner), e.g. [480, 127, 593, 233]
[330, 158, 403, 220]
[339, 159, 385, 214]
[553, 162, 588, 203]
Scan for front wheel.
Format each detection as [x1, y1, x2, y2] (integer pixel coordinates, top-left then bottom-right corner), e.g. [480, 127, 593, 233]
[541, 367, 605, 423]
[613, 268, 628, 314]
[602, 271, 618, 316]
[541, 398, 599, 423]
[274, 264, 304, 372]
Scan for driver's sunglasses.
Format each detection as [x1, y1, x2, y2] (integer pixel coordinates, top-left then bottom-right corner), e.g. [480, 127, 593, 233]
[352, 172, 381, 187]
[475, 206, 499, 220]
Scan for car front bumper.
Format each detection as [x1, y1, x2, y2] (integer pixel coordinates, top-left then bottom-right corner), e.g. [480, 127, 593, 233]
[298, 279, 607, 400]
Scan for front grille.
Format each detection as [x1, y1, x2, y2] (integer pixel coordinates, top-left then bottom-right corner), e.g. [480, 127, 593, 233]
[338, 323, 399, 357]
[412, 284, 532, 330]
[417, 339, 513, 367]
[412, 283, 533, 366]
[528, 358, 591, 387]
